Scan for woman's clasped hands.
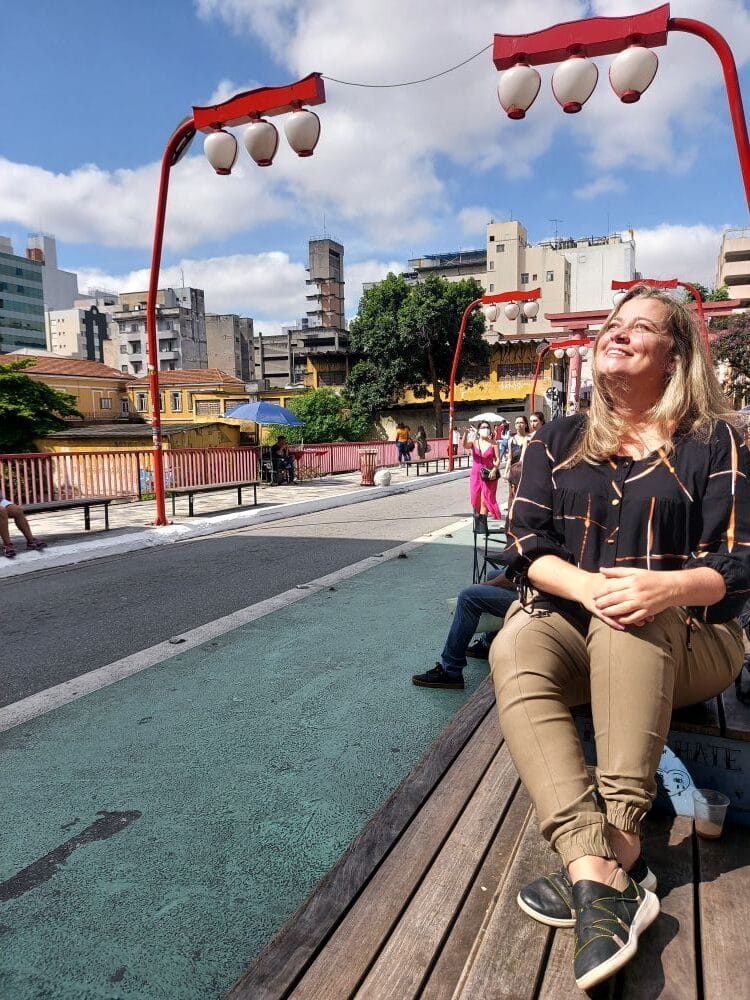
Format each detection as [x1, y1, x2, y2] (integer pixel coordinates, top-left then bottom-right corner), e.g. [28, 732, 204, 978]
[581, 567, 680, 630]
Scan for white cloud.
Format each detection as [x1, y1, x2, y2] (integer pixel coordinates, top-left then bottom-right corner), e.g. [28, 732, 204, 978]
[76, 250, 406, 333]
[457, 207, 495, 236]
[575, 175, 626, 200]
[634, 223, 728, 287]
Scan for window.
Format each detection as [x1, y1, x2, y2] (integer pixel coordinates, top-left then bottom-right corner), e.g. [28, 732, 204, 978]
[489, 234, 495, 241]
[532, 273, 538, 281]
[546, 270, 554, 281]
[496, 244, 505, 252]
[488, 261, 494, 271]
[121, 365, 128, 373]
[489, 283, 494, 293]
[196, 400, 221, 415]
[520, 273, 529, 284]
[158, 392, 165, 412]
[496, 363, 535, 380]
[171, 392, 182, 412]
[99, 397, 112, 410]
[120, 399, 129, 414]
[132, 361, 143, 374]
[120, 344, 128, 354]
[136, 392, 148, 412]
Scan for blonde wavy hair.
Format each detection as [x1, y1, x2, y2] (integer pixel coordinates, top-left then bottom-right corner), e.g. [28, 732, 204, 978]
[563, 283, 733, 467]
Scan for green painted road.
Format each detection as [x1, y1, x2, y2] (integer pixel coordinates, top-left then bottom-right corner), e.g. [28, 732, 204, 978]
[1, 523, 489, 999]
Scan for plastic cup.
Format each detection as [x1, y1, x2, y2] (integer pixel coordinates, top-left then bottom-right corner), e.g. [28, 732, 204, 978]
[693, 788, 730, 840]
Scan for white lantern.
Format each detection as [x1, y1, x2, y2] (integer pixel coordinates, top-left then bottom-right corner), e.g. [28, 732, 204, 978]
[609, 45, 658, 104]
[503, 302, 520, 320]
[613, 290, 627, 306]
[578, 345, 589, 358]
[243, 118, 279, 166]
[523, 300, 539, 318]
[483, 303, 499, 323]
[566, 347, 577, 358]
[497, 63, 541, 120]
[554, 348, 565, 359]
[284, 108, 321, 157]
[203, 129, 238, 175]
[552, 55, 598, 113]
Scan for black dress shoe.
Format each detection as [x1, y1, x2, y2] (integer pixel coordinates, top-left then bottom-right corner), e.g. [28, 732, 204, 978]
[411, 664, 464, 689]
[465, 640, 490, 659]
[572, 875, 660, 991]
[517, 855, 657, 928]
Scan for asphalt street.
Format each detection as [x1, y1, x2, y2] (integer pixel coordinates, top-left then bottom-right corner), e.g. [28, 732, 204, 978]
[2, 479, 472, 708]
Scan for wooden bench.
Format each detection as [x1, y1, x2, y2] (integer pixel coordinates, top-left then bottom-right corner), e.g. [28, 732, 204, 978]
[228, 678, 750, 999]
[167, 481, 259, 518]
[405, 454, 470, 476]
[26, 497, 113, 531]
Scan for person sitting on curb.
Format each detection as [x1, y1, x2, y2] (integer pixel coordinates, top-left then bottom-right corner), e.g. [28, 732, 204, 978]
[1, 496, 48, 558]
[411, 568, 516, 689]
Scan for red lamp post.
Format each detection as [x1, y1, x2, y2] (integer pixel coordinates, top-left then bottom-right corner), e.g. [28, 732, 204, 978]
[448, 287, 541, 471]
[611, 278, 710, 354]
[493, 4, 750, 212]
[145, 73, 326, 525]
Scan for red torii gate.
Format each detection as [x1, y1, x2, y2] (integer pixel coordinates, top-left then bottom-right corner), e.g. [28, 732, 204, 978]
[530, 298, 743, 413]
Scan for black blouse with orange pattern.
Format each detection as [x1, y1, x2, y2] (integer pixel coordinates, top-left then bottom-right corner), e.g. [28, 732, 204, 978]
[496, 414, 750, 625]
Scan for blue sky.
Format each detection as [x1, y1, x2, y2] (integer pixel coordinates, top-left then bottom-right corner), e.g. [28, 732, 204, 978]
[1, 0, 749, 334]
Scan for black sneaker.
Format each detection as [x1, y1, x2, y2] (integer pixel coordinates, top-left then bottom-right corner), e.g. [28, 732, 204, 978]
[411, 664, 464, 689]
[572, 875, 660, 991]
[517, 855, 657, 928]
[465, 640, 490, 659]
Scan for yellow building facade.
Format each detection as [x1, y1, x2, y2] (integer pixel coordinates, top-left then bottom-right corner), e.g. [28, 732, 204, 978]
[1, 353, 131, 420]
[126, 369, 251, 424]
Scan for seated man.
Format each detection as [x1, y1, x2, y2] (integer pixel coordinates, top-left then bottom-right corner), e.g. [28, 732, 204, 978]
[1, 496, 47, 558]
[412, 569, 516, 690]
[270, 435, 296, 484]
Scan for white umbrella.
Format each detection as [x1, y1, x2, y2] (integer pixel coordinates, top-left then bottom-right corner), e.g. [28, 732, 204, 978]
[469, 411, 506, 423]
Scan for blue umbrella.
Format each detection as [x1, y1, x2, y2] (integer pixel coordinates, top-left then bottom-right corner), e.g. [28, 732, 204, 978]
[225, 400, 304, 426]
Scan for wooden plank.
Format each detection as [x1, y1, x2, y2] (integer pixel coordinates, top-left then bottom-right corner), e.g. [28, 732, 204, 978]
[451, 808, 558, 999]
[288, 712, 504, 999]
[226, 680, 497, 1000]
[352, 740, 521, 999]
[697, 821, 750, 1000]
[420, 786, 533, 1000]
[620, 815, 697, 1000]
[718, 685, 750, 742]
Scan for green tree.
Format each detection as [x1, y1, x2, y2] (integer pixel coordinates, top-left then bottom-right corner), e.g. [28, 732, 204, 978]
[0, 360, 81, 453]
[683, 282, 729, 302]
[710, 312, 750, 406]
[267, 387, 371, 444]
[346, 273, 489, 435]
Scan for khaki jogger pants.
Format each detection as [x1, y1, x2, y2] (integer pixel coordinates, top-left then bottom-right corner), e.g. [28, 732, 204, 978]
[489, 602, 744, 866]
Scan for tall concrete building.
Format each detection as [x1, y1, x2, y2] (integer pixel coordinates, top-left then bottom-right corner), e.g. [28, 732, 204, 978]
[107, 287, 208, 375]
[407, 220, 636, 339]
[0, 236, 46, 353]
[26, 233, 79, 310]
[205, 314, 254, 381]
[46, 290, 119, 362]
[716, 228, 750, 307]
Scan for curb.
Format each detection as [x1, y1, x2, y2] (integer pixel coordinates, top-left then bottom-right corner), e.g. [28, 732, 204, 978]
[0, 469, 470, 579]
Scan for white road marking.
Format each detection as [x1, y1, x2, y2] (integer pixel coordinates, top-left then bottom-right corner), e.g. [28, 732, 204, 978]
[0, 519, 469, 733]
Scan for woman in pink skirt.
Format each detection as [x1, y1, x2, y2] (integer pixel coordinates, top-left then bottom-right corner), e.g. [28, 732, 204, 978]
[462, 420, 501, 532]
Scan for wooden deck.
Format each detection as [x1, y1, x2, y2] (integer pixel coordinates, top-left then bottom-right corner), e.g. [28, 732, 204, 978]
[228, 680, 750, 1000]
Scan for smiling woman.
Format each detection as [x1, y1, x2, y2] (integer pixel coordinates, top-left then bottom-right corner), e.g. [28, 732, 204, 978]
[489, 282, 750, 990]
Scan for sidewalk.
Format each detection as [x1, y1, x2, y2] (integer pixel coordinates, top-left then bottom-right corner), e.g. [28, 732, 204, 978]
[1, 463, 471, 579]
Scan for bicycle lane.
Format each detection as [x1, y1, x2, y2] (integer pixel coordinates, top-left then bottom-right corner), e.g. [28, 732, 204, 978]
[0, 521, 491, 1000]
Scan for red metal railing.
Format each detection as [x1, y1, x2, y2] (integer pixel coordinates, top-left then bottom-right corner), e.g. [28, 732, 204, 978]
[0, 439, 451, 506]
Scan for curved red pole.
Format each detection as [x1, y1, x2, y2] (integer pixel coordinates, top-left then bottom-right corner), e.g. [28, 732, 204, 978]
[447, 297, 483, 472]
[670, 18, 750, 213]
[678, 281, 711, 356]
[146, 117, 196, 525]
[529, 345, 550, 413]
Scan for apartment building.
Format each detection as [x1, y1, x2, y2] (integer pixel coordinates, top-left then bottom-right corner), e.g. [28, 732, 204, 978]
[107, 287, 208, 375]
[716, 228, 750, 307]
[0, 236, 46, 353]
[407, 221, 635, 340]
[205, 313, 254, 381]
[26, 233, 79, 310]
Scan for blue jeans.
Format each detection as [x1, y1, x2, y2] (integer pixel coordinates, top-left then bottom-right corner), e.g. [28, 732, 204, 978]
[441, 578, 516, 673]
